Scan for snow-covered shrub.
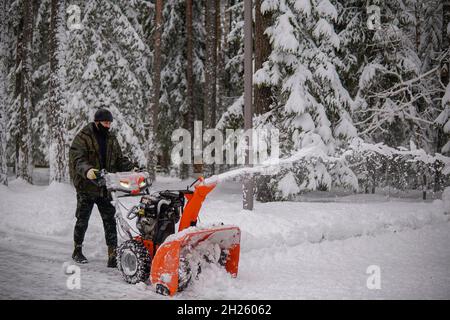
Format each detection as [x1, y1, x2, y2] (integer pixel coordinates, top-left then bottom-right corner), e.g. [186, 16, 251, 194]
[348, 138, 450, 194]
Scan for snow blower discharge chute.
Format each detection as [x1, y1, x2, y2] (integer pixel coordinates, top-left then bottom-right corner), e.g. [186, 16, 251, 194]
[96, 170, 241, 296]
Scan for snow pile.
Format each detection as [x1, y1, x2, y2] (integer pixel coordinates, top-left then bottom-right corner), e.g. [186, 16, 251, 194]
[200, 184, 450, 252]
[0, 180, 77, 236]
[184, 263, 238, 299]
[0, 178, 449, 299]
[0, 178, 448, 253]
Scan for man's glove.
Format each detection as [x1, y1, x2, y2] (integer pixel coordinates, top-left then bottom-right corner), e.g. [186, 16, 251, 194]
[86, 168, 99, 180]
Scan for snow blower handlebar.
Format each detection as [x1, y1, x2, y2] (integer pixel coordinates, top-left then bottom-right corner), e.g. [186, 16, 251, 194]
[87, 169, 153, 240]
[91, 171, 217, 237]
[90, 169, 152, 197]
[188, 177, 201, 189]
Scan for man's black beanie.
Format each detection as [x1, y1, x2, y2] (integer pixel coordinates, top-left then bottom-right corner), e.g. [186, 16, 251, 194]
[94, 108, 113, 122]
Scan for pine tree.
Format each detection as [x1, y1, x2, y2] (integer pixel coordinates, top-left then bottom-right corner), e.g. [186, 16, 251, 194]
[181, 0, 194, 179]
[31, 0, 52, 168]
[15, 0, 34, 183]
[3, 0, 20, 183]
[216, 0, 245, 129]
[258, 0, 357, 192]
[147, 0, 163, 180]
[0, 0, 10, 185]
[349, 0, 439, 151]
[159, 0, 208, 176]
[204, 0, 217, 130]
[223, 1, 244, 104]
[65, 0, 151, 174]
[437, 0, 450, 156]
[48, 0, 67, 183]
[216, 0, 225, 119]
[159, 0, 188, 171]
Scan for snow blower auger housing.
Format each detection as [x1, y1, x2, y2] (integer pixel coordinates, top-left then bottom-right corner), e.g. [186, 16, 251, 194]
[97, 170, 241, 296]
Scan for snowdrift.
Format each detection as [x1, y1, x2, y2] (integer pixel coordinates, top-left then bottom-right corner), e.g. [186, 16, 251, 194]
[0, 179, 448, 253]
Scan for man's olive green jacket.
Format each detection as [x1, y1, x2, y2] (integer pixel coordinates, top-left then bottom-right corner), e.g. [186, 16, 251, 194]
[69, 123, 135, 195]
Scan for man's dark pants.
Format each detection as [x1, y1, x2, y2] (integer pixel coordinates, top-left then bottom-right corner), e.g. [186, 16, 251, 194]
[74, 192, 117, 247]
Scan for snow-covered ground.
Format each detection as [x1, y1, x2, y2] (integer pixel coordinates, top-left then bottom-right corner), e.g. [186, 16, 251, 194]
[0, 174, 449, 299]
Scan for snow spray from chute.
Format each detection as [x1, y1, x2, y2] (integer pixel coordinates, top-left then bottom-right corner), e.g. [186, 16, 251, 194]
[203, 137, 450, 189]
[204, 143, 339, 185]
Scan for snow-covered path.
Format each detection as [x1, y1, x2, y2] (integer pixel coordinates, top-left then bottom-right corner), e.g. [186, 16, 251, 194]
[1, 222, 449, 299]
[0, 177, 449, 299]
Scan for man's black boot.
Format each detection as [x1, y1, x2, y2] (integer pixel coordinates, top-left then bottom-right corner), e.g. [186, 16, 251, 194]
[72, 243, 88, 264]
[107, 246, 117, 268]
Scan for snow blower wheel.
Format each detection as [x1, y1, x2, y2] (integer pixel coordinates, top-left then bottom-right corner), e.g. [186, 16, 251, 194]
[177, 257, 194, 292]
[117, 240, 151, 284]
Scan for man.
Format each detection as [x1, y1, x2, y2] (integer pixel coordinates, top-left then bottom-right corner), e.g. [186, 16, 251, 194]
[69, 108, 135, 267]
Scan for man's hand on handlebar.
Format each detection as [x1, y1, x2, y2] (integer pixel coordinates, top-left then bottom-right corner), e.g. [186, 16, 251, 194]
[86, 168, 99, 180]
[87, 169, 108, 188]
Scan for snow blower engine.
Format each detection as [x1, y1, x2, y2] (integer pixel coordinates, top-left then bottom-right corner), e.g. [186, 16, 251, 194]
[96, 170, 241, 296]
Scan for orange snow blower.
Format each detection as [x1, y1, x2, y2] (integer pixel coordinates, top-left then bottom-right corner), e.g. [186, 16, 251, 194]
[98, 170, 241, 296]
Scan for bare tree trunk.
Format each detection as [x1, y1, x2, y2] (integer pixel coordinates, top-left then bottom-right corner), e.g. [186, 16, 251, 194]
[414, 2, 421, 52]
[204, 0, 217, 176]
[254, 0, 272, 115]
[223, 0, 231, 55]
[0, 0, 8, 185]
[212, 0, 224, 175]
[16, 0, 33, 183]
[186, 0, 194, 127]
[215, 0, 222, 117]
[216, 0, 229, 175]
[181, 0, 194, 180]
[422, 173, 427, 200]
[147, 0, 163, 182]
[48, 0, 67, 183]
[442, 0, 450, 87]
[254, 0, 274, 202]
[217, 0, 231, 175]
[204, 0, 217, 130]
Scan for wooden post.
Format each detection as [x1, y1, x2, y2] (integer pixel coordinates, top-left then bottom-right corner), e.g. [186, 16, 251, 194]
[422, 173, 427, 201]
[243, 0, 254, 210]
